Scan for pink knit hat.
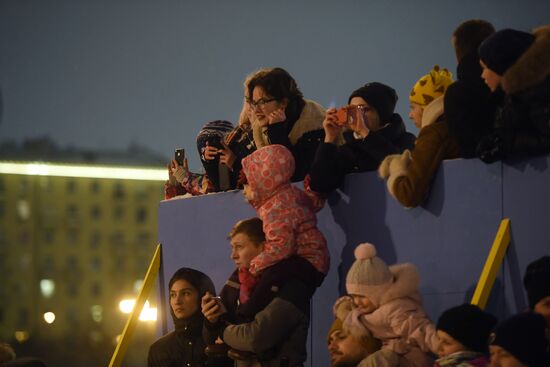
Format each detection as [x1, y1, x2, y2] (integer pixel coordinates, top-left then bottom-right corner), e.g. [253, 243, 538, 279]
[345, 243, 393, 306]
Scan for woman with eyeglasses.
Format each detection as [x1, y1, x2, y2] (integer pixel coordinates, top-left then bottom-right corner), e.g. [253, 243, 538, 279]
[246, 67, 326, 182]
[309, 82, 416, 194]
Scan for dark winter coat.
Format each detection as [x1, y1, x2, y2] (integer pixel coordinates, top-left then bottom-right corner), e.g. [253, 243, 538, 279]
[444, 52, 503, 158]
[309, 113, 415, 194]
[477, 26, 550, 162]
[222, 278, 311, 367]
[252, 99, 326, 182]
[147, 313, 208, 367]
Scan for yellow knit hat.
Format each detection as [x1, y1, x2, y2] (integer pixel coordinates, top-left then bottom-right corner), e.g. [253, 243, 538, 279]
[409, 65, 454, 107]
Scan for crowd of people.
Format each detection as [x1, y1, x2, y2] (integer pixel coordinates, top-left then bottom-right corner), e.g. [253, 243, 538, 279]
[154, 19, 550, 367]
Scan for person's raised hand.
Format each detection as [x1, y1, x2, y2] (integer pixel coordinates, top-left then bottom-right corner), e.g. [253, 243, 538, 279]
[323, 108, 343, 144]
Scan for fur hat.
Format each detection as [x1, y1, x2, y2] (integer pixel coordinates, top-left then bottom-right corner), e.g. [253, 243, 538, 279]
[409, 65, 453, 107]
[478, 29, 535, 76]
[348, 82, 398, 123]
[436, 304, 497, 354]
[490, 312, 549, 367]
[523, 255, 550, 309]
[345, 243, 393, 307]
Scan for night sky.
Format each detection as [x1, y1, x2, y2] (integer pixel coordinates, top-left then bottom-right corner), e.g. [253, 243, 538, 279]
[1, 0, 548, 170]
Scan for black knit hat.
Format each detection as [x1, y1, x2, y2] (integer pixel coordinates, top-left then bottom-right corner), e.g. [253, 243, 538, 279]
[478, 29, 535, 76]
[490, 312, 549, 367]
[348, 82, 398, 123]
[437, 304, 497, 353]
[523, 255, 550, 309]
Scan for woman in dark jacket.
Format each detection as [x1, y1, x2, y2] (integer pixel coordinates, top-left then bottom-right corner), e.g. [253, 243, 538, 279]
[247, 67, 326, 182]
[147, 267, 229, 367]
[477, 27, 550, 163]
[309, 82, 416, 194]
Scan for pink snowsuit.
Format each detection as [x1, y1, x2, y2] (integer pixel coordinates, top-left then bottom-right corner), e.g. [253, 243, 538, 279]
[241, 144, 330, 276]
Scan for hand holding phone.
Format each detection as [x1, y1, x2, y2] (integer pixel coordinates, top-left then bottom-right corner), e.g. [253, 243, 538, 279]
[175, 148, 185, 166]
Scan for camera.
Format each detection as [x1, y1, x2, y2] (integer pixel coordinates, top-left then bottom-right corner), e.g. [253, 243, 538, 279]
[335, 105, 361, 126]
[206, 136, 223, 150]
[174, 148, 185, 165]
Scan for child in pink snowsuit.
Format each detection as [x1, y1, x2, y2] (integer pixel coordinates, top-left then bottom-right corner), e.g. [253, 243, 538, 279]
[238, 144, 330, 315]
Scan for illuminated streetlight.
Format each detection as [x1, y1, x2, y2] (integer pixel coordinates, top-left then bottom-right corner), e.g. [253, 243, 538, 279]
[118, 299, 157, 322]
[43, 312, 56, 324]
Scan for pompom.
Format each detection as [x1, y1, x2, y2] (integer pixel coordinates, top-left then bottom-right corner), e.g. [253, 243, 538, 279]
[354, 243, 376, 260]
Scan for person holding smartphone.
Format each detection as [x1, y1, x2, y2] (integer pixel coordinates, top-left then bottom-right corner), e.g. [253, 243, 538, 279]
[308, 82, 416, 194]
[165, 120, 237, 198]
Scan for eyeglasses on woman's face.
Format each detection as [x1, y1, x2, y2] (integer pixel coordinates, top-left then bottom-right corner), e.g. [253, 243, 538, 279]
[248, 98, 278, 110]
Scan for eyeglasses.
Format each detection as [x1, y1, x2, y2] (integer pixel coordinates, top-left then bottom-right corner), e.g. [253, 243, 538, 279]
[248, 98, 277, 109]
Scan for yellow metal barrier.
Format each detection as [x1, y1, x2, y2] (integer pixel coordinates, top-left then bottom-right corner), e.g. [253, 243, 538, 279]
[471, 219, 511, 309]
[109, 244, 162, 367]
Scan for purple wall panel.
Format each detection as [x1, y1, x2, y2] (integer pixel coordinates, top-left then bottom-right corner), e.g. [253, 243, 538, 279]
[157, 154, 549, 367]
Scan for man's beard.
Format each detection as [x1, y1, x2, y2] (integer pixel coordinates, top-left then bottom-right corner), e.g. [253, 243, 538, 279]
[331, 353, 365, 367]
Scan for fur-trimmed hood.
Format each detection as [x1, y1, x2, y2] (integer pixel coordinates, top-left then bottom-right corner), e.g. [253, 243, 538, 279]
[502, 25, 550, 94]
[379, 263, 421, 305]
[252, 99, 325, 148]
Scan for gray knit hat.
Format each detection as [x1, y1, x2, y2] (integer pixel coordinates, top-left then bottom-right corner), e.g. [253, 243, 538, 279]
[346, 243, 393, 305]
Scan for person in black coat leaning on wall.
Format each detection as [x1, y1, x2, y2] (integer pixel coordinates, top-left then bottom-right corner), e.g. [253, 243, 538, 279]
[148, 267, 231, 367]
[309, 82, 415, 194]
[477, 26, 550, 163]
[444, 19, 503, 159]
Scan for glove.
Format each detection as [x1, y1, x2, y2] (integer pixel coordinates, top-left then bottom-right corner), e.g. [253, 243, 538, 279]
[378, 154, 401, 179]
[172, 165, 187, 184]
[476, 133, 504, 163]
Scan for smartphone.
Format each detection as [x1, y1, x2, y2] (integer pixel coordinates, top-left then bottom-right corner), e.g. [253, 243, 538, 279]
[175, 148, 185, 166]
[212, 296, 227, 313]
[335, 105, 360, 126]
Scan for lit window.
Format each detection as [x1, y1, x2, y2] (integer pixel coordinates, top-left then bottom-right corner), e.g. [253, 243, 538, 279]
[17, 200, 30, 220]
[90, 305, 103, 322]
[40, 279, 55, 298]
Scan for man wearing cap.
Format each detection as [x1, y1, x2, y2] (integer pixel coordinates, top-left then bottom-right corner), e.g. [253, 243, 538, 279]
[309, 82, 416, 194]
[489, 312, 549, 367]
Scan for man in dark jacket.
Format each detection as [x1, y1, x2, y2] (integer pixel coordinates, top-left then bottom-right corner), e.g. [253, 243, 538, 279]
[309, 82, 416, 194]
[444, 19, 502, 159]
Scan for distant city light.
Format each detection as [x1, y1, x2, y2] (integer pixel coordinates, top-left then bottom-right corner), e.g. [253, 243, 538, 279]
[90, 305, 103, 323]
[118, 299, 157, 322]
[14, 331, 30, 343]
[133, 280, 144, 293]
[119, 299, 135, 314]
[0, 162, 166, 181]
[43, 312, 56, 324]
[40, 279, 55, 298]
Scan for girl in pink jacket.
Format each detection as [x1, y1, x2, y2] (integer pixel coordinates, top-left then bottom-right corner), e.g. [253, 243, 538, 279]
[334, 243, 439, 367]
[238, 144, 330, 315]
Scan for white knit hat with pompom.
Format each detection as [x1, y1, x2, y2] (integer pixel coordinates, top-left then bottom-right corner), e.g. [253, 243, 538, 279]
[346, 243, 393, 306]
